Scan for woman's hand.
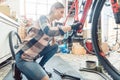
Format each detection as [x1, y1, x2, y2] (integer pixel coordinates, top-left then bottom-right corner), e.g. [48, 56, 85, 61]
[71, 22, 81, 30]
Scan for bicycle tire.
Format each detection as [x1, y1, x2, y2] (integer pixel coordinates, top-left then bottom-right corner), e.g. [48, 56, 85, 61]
[9, 31, 22, 60]
[92, 0, 120, 80]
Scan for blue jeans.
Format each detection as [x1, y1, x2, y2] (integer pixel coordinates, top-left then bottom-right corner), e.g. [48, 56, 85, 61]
[15, 44, 58, 80]
[39, 44, 58, 67]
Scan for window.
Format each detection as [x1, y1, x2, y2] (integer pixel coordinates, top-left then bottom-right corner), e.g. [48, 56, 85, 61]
[25, 0, 58, 20]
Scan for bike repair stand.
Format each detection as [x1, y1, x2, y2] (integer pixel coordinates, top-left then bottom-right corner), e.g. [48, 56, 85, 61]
[79, 60, 105, 75]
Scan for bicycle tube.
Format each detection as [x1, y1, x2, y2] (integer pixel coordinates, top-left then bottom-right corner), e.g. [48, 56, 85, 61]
[92, 0, 120, 79]
[80, 0, 92, 26]
[9, 31, 22, 60]
[77, 0, 92, 33]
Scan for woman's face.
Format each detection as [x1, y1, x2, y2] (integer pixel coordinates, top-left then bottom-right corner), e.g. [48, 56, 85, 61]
[54, 8, 64, 20]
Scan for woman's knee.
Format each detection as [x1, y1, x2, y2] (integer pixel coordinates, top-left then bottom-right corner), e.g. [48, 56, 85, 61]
[41, 75, 49, 80]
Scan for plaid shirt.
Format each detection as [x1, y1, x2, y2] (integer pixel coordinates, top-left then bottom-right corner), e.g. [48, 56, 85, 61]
[18, 15, 62, 61]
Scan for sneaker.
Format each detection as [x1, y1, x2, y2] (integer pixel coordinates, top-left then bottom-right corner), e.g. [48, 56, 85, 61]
[43, 67, 52, 78]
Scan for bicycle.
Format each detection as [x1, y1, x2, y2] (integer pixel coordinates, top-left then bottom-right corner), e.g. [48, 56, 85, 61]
[63, 0, 96, 54]
[91, 0, 120, 79]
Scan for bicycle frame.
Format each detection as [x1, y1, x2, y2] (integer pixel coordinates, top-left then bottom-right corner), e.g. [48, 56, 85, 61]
[79, 0, 92, 27]
[64, 0, 96, 54]
[64, 0, 93, 30]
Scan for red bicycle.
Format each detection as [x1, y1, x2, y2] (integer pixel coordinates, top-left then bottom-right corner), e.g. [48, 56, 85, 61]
[64, 0, 96, 54]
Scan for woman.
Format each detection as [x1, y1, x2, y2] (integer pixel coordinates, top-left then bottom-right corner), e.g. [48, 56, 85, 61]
[15, 2, 81, 80]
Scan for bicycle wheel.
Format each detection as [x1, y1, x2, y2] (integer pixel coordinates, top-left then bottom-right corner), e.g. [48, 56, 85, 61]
[92, 0, 120, 79]
[9, 31, 22, 60]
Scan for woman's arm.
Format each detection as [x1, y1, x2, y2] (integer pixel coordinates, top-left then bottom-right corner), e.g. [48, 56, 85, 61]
[39, 15, 72, 37]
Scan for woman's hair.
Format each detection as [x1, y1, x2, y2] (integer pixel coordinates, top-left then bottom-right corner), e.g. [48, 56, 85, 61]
[49, 2, 64, 15]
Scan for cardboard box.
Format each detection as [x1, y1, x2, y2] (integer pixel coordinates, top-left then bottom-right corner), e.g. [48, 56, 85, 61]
[0, 5, 10, 17]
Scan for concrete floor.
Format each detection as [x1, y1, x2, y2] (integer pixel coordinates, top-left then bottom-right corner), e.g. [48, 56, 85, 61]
[0, 53, 113, 80]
